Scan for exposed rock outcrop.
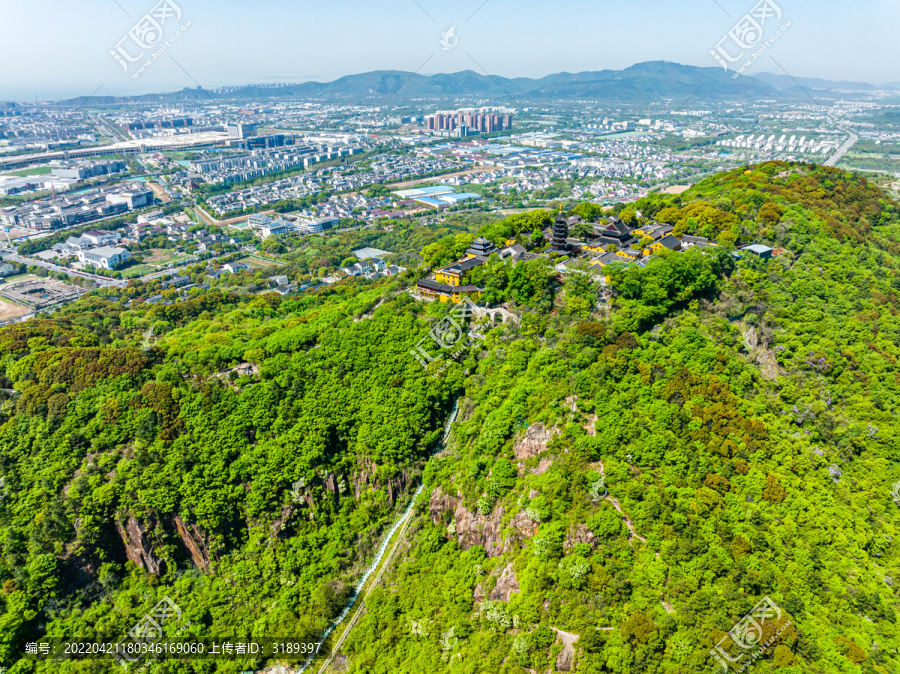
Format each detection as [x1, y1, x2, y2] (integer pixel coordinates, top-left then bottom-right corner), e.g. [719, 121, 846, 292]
[271, 504, 295, 537]
[474, 562, 520, 603]
[429, 487, 458, 524]
[489, 563, 520, 602]
[509, 510, 539, 539]
[513, 423, 555, 461]
[563, 523, 598, 552]
[353, 459, 413, 505]
[429, 487, 538, 557]
[454, 501, 507, 557]
[173, 515, 213, 570]
[116, 516, 165, 574]
[552, 629, 579, 672]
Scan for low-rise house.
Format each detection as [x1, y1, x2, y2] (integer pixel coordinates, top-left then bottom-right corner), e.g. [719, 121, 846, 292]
[160, 274, 190, 290]
[78, 246, 131, 269]
[83, 230, 121, 246]
[643, 235, 682, 256]
[223, 262, 250, 274]
[742, 244, 773, 260]
[616, 247, 643, 261]
[681, 235, 717, 250]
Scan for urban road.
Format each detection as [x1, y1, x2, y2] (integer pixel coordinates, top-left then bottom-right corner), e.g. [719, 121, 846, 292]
[0, 248, 219, 289]
[2, 250, 126, 288]
[825, 127, 858, 167]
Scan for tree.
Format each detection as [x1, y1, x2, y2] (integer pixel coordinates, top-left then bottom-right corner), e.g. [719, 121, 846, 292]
[572, 220, 596, 240]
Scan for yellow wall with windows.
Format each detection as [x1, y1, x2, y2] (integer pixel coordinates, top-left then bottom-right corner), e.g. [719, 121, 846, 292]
[435, 271, 461, 286]
[417, 286, 480, 303]
[643, 242, 662, 256]
[451, 290, 481, 303]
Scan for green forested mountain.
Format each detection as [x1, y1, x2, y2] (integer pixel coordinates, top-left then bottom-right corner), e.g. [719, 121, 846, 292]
[1, 162, 899, 673]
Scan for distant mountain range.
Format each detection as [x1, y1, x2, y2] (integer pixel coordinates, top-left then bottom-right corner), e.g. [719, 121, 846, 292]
[750, 71, 900, 93]
[56, 61, 900, 107]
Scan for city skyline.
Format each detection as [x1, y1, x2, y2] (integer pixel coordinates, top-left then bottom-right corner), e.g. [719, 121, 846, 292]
[1, 0, 899, 100]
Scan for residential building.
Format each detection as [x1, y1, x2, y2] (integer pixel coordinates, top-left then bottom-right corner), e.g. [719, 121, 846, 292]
[160, 274, 190, 290]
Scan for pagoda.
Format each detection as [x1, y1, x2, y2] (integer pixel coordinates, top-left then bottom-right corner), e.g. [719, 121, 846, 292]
[466, 236, 497, 258]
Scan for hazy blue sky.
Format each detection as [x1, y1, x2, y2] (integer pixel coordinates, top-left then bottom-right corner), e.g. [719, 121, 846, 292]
[1, 0, 898, 100]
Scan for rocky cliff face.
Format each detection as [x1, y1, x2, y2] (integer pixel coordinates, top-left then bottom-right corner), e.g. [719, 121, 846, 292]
[173, 515, 213, 570]
[116, 514, 218, 574]
[489, 563, 520, 602]
[513, 423, 555, 460]
[563, 523, 599, 552]
[352, 460, 413, 506]
[513, 423, 557, 474]
[429, 487, 539, 558]
[474, 562, 520, 603]
[116, 516, 165, 574]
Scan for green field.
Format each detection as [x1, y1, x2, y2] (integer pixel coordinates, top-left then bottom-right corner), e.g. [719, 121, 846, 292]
[1, 167, 52, 178]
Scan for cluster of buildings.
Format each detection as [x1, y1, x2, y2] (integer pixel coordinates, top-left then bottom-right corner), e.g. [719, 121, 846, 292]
[0, 159, 127, 196]
[0, 107, 96, 153]
[247, 213, 339, 237]
[412, 212, 732, 304]
[125, 118, 193, 133]
[0, 185, 153, 231]
[414, 236, 514, 303]
[202, 153, 460, 217]
[338, 256, 405, 280]
[584, 119, 638, 133]
[44, 229, 131, 270]
[188, 143, 365, 185]
[425, 109, 515, 137]
[715, 134, 837, 155]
